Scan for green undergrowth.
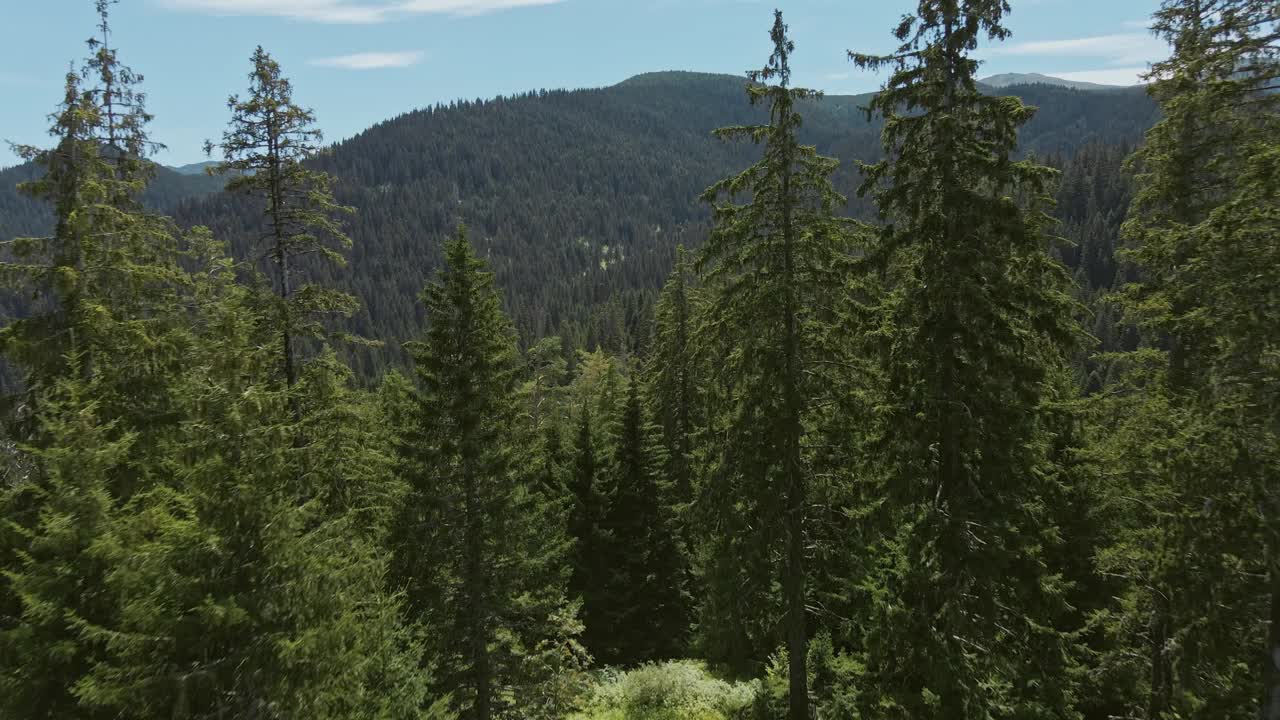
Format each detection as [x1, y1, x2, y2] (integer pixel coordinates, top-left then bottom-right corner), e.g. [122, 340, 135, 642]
[569, 660, 760, 720]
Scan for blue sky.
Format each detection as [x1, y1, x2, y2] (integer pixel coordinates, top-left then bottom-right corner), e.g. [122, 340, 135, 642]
[1, 0, 1168, 168]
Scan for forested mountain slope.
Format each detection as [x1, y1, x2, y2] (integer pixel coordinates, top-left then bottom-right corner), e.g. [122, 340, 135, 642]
[0, 160, 223, 239]
[4, 71, 1159, 375]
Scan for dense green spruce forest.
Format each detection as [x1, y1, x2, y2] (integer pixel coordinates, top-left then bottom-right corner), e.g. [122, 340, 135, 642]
[1, 0, 1276, 719]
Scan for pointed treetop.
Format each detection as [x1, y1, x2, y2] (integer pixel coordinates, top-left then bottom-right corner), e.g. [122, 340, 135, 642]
[750, 10, 794, 89]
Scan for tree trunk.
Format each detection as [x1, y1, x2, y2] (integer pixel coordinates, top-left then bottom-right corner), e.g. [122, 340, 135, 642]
[464, 466, 491, 720]
[785, 466, 807, 720]
[780, 122, 808, 720]
[1147, 589, 1171, 720]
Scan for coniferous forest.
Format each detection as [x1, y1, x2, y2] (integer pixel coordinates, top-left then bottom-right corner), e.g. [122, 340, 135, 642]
[0, 1, 1277, 719]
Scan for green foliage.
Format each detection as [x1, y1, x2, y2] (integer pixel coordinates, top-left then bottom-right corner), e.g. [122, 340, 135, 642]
[0, 378, 127, 720]
[693, 19, 859, 720]
[645, 245, 703, 509]
[4, 4, 1275, 720]
[848, 1, 1084, 717]
[206, 46, 359, 395]
[571, 661, 759, 720]
[599, 375, 689, 665]
[393, 225, 580, 720]
[1095, 2, 1280, 717]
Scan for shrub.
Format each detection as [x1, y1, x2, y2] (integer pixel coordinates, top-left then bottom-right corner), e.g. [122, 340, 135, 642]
[570, 660, 760, 720]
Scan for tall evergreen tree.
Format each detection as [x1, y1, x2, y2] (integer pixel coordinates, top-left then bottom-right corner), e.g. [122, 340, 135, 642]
[567, 403, 611, 661]
[0, 9, 186, 715]
[695, 12, 854, 717]
[62, 231, 432, 720]
[393, 225, 579, 720]
[848, 1, 1082, 717]
[205, 47, 357, 410]
[600, 374, 688, 665]
[1105, 2, 1279, 717]
[646, 244, 701, 508]
[1, 0, 176, 409]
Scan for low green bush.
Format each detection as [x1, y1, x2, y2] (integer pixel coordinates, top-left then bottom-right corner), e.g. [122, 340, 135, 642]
[570, 660, 760, 720]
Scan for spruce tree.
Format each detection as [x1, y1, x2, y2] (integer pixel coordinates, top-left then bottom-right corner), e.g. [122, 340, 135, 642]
[646, 244, 701, 508]
[567, 402, 611, 661]
[849, 1, 1082, 716]
[205, 47, 357, 409]
[0, 9, 186, 715]
[600, 374, 688, 665]
[695, 12, 854, 717]
[0, 378, 126, 720]
[393, 225, 579, 720]
[1106, 2, 1279, 716]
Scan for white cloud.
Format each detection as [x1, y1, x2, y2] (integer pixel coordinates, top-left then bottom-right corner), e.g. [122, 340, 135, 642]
[310, 50, 425, 68]
[1050, 66, 1150, 86]
[397, 0, 561, 15]
[161, 0, 389, 23]
[159, 0, 563, 23]
[988, 32, 1167, 66]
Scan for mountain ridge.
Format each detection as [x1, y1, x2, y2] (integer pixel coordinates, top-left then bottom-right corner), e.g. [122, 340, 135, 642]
[2, 71, 1159, 375]
[979, 72, 1134, 90]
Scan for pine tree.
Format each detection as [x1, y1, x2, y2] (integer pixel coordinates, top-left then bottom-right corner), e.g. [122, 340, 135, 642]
[600, 374, 688, 665]
[205, 47, 357, 410]
[567, 402, 611, 661]
[1106, 2, 1279, 717]
[53, 228, 435, 720]
[393, 225, 580, 720]
[0, 378, 127, 720]
[646, 245, 701, 508]
[695, 12, 855, 717]
[1, 0, 179, 410]
[848, 1, 1082, 716]
[0, 9, 187, 715]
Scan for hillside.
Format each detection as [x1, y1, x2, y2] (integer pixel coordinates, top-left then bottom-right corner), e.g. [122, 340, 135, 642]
[979, 72, 1132, 90]
[167, 160, 220, 175]
[0, 160, 224, 240]
[3, 71, 1159, 375]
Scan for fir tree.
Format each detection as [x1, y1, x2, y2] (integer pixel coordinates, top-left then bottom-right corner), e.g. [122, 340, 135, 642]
[567, 403, 611, 661]
[0, 9, 186, 715]
[393, 225, 579, 720]
[1107, 2, 1279, 716]
[848, 0, 1083, 717]
[600, 374, 688, 665]
[695, 12, 855, 717]
[646, 244, 701, 508]
[205, 47, 357, 409]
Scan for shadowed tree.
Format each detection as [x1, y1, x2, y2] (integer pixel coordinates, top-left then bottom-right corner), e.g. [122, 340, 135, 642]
[696, 11, 855, 718]
[848, 0, 1082, 716]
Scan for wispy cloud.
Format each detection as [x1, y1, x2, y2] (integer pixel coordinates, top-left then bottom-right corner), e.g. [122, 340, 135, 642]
[397, 0, 561, 16]
[310, 50, 425, 69]
[159, 0, 563, 24]
[987, 32, 1166, 66]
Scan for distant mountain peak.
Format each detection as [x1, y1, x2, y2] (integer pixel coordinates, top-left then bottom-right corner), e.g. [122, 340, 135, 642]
[166, 160, 220, 176]
[979, 72, 1129, 91]
[614, 70, 744, 88]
